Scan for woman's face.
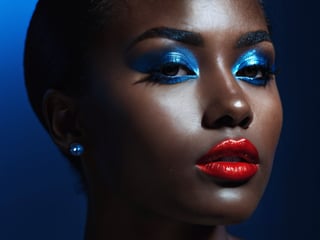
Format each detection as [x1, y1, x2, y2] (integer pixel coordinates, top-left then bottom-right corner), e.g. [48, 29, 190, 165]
[84, 0, 282, 225]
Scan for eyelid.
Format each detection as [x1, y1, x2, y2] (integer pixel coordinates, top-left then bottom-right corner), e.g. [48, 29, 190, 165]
[232, 49, 273, 75]
[160, 51, 200, 75]
[127, 47, 199, 75]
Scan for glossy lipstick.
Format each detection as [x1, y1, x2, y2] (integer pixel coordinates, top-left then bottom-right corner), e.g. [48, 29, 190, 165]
[196, 138, 259, 182]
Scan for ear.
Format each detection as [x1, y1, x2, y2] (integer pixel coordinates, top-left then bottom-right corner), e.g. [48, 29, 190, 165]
[42, 89, 84, 156]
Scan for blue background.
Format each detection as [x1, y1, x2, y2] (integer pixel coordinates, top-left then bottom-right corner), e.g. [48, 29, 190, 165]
[0, 1, 319, 239]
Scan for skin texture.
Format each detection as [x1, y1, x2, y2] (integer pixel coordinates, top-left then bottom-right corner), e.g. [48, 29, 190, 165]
[43, 0, 282, 239]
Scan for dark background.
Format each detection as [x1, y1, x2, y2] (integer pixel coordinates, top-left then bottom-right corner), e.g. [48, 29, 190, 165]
[0, 1, 318, 239]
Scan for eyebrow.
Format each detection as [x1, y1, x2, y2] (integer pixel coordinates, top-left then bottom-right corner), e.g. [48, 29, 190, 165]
[236, 30, 272, 48]
[126, 27, 204, 51]
[126, 27, 272, 51]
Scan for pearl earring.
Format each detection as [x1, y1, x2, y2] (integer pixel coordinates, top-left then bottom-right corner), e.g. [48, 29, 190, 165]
[69, 143, 84, 156]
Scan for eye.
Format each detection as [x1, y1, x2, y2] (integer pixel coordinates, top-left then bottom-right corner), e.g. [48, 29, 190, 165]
[147, 62, 198, 84]
[232, 49, 276, 86]
[148, 61, 198, 84]
[150, 61, 198, 84]
[128, 47, 199, 85]
[235, 65, 270, 79]
[160, 63, 191, 77]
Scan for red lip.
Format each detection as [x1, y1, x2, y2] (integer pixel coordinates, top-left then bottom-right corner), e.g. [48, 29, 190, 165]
[196, 138, 259, 182]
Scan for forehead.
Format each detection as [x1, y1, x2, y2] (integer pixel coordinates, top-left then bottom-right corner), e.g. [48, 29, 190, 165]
[108, 0, 267, 43]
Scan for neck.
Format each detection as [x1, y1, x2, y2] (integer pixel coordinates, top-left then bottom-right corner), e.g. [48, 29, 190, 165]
[84, 191, 236, 240]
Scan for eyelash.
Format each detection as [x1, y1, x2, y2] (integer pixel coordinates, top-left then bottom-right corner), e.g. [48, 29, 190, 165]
[129, 48, 199, 85]
[232, 50, 276, 86]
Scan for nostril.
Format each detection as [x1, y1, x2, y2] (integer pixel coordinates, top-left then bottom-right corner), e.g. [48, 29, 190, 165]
[202, 114, 253, 129]
[239, 116, 252, 129]
[210, 115, 235, 129]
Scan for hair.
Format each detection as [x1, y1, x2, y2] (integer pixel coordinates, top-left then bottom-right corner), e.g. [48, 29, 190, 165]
[24, 0, 266, 183]
[24, 0, 115, 181]
[24, 0, 113, 123]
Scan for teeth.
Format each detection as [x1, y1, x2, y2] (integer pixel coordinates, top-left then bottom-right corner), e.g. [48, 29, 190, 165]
[219, 157, 243, 162]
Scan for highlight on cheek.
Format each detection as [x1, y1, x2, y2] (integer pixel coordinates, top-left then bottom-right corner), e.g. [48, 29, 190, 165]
[232, 49, 276, 86]
[127, 47, 199, 84]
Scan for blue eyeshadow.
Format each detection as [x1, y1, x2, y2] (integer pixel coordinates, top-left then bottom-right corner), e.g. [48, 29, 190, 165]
[232, 49, 275, 86]
[128, 47, 199, 84]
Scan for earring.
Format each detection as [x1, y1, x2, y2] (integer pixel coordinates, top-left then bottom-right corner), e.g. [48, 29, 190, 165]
[69, 143, 84, 156]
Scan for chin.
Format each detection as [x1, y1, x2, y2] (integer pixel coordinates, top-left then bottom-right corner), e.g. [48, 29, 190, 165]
[162, 180, 265, 226]
[189, 202, 258, 226]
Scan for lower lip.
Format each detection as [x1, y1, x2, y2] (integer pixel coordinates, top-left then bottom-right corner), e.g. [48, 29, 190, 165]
[196, 162, 258, 182]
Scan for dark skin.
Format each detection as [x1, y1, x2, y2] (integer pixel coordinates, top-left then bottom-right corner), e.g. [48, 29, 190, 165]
[43, 0, 282, 239]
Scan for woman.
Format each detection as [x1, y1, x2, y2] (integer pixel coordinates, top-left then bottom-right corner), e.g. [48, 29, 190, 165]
[24, 0, 282, 239]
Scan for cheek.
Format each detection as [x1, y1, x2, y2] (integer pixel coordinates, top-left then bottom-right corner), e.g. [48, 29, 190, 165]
[119, 87, 197, 192]
[117, 82, 202, 158]
[108, 83, 200, 209]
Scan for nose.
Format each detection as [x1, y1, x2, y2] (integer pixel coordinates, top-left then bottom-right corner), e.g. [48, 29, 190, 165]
[201, 70, 253, 130]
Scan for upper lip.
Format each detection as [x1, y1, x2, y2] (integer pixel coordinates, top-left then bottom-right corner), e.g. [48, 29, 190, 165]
[196, 138, 259, 165]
